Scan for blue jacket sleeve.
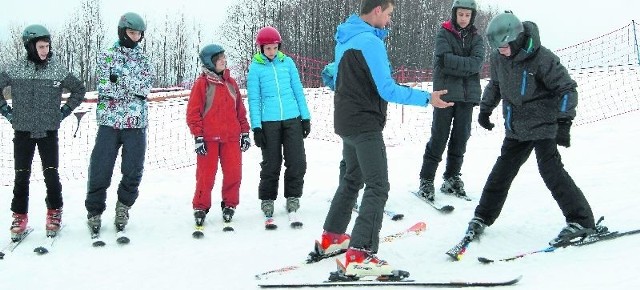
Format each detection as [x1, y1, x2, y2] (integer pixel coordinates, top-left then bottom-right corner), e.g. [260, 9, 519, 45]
[247, 63, 262, 129]
[360, 38, 430, 107]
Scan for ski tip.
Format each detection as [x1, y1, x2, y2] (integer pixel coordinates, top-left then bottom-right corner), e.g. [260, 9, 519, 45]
[391, 214, 404, 221]
[290, 221, 303, 229]
[440, 205, 455, 213]
[0, 252, 4, 259]
[223, 226, 235, 232]
[446, 252, 462, 261]
[34, 246, 49, 255]
[477, 257, 494, 264]
[265, 224, 278, 230]
[192, 231, 205, 238]
[409, 221, 428, 232]
[92, 240, 106, 247]
[116, 236, 130, 245]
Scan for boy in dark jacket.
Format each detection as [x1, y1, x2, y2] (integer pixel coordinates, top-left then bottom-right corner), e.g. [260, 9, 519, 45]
[0, 24, 86, 240]
[417, 0, 484, 201]
[463, 12, 598, 247]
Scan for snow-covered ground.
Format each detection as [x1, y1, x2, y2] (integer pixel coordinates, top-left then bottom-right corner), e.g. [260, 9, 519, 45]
[0, 92, 638, 289]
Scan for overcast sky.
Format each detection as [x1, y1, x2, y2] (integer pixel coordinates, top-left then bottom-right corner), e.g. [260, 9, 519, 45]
[0, 0, 636, 50]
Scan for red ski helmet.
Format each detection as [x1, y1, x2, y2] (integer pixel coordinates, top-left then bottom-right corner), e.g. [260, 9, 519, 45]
[256, 26, 282, 46]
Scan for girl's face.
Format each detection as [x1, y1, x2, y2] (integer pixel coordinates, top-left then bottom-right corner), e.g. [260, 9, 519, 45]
[214, 53, 227, 73]
[126, 28, 142, 42]
[35, 40, 50, 60]
[263, 43, 279, 59]
[456, 8, 472, 29]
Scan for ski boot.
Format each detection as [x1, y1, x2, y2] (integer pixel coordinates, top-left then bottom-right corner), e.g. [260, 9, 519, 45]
[417, 178, 435, 201]
[549, 222, 596, 247]
[327, 247, 409, 281]
[114, 201, 131, 231]
[441, 174, 470, 200]
[194, 209, 207, 227]
[222, 207, 234, 223]
[466, 216, 487, 241]
[10, 213, 28, 242]
[87, 214, 102, 235]
[307, 231, 351, 262]
[285, 197, 300, 213]
[45, 208, 63, 237]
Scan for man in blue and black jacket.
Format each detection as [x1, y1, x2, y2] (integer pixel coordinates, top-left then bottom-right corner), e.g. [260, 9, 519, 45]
[316, 0, 452, 279]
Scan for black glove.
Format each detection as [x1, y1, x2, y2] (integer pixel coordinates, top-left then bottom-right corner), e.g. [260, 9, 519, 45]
[556, 119, 572, 148]
[109, 74, 118, 83]
[478, 112, 494, 131]
[240, 133, 251, 152]
[0, 103, 13, 123]
[60, 104, 72, 121]
[253, 128, 265, 148]
[194, 136, 207, 155]
[301, 119, 311, 138]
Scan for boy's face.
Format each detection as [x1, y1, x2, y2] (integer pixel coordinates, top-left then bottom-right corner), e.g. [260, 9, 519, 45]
[125, 28, 142, 42]
[35, 40, 50, 60]
[372, 4, 394, 28]
[498, 44, 512, 57]
[456, 8, 472, 29]
[263, 43, 279, 59]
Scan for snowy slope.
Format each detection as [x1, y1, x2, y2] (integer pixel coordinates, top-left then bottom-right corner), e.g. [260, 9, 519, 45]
[0, 102, 639, 289]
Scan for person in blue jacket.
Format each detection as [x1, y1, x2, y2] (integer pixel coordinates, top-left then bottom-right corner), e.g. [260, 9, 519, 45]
[247, 26, 311, 222]
[313, 0, 452, 279]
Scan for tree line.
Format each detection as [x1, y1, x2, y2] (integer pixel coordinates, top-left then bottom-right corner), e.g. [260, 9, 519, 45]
[0, 0, 498, 91]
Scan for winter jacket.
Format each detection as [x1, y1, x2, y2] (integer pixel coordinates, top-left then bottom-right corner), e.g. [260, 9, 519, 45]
[432, 20, 484, 104]
[247, 51, 310, 129]
[95, 41, 155, 129]
[186, 68, 250, 143]
[0, 56, 85, 137]
[332, 14, 431, 136]
[480, 21, 578, 141]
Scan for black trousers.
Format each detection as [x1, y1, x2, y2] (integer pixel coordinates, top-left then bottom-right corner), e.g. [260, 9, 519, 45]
[11, 130, 62, 214]
[474, 138, 595, 228]
[419, 102, 474, 180]
[258, 117, 307, 200]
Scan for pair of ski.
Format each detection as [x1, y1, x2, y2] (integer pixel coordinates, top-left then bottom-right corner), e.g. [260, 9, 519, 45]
[258, 276, 522, 288]
[91, 225, 130, 247]
[192, 221, 234, 238]
[265, 211, 303, 230]
[254, 221, 427, 280]
[411, 190, 475, 213]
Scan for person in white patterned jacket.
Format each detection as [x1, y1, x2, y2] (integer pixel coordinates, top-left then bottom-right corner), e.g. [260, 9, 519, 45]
[0, 24, 86, 241]
[84, 12, 155, 237]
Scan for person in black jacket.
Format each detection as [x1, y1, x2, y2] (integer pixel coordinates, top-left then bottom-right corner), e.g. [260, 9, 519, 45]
[417, 0, 484, 201]
[462, 12, 598, 247]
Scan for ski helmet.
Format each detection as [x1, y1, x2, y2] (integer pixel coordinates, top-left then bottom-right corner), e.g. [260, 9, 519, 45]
[199, 44, 225, 71]
[486, 11, 524, 49]
[451, 0, 477, 25]
[256, 26, 282, 46]
[117, 12, 146, 48]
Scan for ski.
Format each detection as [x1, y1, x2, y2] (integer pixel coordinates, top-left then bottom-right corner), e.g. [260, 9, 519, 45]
[255, 221, 427, 280]
[0, 227, 34, 259]
[412, 191, 454, 213]
[352, 203, 404, 221]
[34, 225, 65, 255]
[258, 275, 522, 288]
[265, 216, 278, 230]
[193, 225, 205, 239]
[288, 212, 303, 229]
[116, 229, 130, 245]
[223, 222, 234, 232]
[478, 227, 640, 264]
[91, 231, 106, 247]
[446, 236, 472, 261]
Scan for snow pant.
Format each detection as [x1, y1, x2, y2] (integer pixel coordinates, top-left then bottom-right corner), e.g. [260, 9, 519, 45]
[85, 126, 146, 217]
[324, 131, 389, 253]
[192, 140, 242, 211]
[419, 102, 474, 180]
[474, 138, 595, 228]
[11, 130, 62, 214]
[258, 117, 307, 200]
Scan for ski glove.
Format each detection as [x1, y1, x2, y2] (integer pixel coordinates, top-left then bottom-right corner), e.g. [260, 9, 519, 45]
[478, 112, 494, 131]
[0, 103, 13, 124]
[253, 128, 265, 148]
[194, 136, 207, 155]
[240, 133, 251, 152]
[301, 119, 311, 138]
[60, 104, 72, 121]
[556, 119, 572, 148]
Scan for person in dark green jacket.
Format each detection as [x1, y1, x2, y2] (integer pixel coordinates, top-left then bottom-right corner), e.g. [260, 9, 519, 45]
[417, 0, 484, 202]
[460, 11, 599, 247]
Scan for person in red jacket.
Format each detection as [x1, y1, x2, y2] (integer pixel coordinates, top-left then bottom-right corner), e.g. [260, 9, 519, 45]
[186, 44, 251, 228]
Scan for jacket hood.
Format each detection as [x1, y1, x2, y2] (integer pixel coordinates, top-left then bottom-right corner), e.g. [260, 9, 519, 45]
[335, 14, 388, 44]
[442, 20, 478, 39]
[510, 21, 541, 62]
